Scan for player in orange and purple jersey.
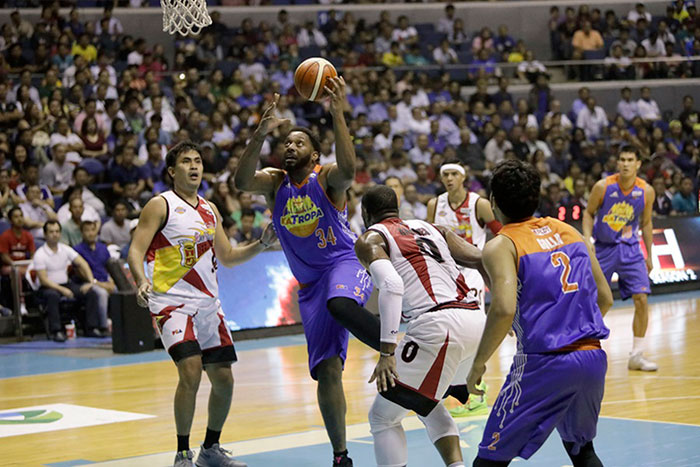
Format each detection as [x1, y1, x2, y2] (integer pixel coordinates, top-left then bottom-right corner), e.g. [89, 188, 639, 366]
[468, 160, 613, 467]
[583, 145, 657, 371]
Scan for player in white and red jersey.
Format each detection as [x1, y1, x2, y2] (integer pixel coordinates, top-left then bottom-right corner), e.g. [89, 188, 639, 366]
[354, 185, 487, 467]
[427, 162, 502, 312]
[128, 141, 275, 467]
[427, 162, 502, 418]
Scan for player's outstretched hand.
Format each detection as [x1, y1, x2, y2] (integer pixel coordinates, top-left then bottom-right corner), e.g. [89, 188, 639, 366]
[261, 223, 278, 248]
[467, 363, 486, 396]
[136, 282, 152, 308]
[324, 76, 347, 113]
[257, 93, 291, 136]
[369, 354, 398, 393]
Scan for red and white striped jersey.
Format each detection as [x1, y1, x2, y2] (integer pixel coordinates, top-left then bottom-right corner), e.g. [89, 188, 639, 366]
[369, 218, 477, 322]
[146, 190, 219, 304]
[434, 191, 486, 249]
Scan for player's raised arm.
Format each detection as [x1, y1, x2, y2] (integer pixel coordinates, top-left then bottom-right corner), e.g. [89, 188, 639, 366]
[355, 230, 402, 392]
[127, 196, 167, 307]
[467, 235, 518, 395]
[582, 179, 605, 241]
[641, 184, 655, 273]
[234, 93, 288, 197]
[210, 203, 275, 267]
[324, 77, 356, 193]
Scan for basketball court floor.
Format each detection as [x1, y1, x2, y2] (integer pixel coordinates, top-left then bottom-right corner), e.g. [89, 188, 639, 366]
[1, 291, 699, 466]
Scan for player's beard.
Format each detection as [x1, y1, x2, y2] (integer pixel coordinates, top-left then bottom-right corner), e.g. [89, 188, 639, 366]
[285, 151, 316, 172]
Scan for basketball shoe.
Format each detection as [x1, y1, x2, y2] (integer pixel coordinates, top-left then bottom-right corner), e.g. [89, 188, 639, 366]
[449, 381, 489, 417]
[332, 451, 353, 466]
[196, 444, 247, 467]
[628, 352, 658, 371]
[173, 450, 195, 467]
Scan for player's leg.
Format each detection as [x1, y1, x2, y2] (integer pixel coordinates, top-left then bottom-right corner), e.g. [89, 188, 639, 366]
[151, 302, 203, 464]
[617, 247, 656, 370]
[420, 404, 463, 466]
[316, 356, 349, 460]
[196, 306, 246, 467]
[368, 395, 410, 467]
[83, 285, 108, 335]
[556, 349, 607, 467]
[327, 297, 380, 351]
[326, 260, 379, 351]
[175, 354, 204, 448]
[300, 276, 354, 466]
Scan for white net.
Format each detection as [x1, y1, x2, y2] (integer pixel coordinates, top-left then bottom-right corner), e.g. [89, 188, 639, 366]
[161, 0, 212, 36]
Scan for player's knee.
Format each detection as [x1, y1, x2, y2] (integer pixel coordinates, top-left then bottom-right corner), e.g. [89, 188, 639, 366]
[419, 404, 459, 444]
[208, 366, 233, 390]
[633, 294, 647, 306]
[315, 357, 343, 384]
[368, 396, 403, 434]
[177, 356, 203, 390]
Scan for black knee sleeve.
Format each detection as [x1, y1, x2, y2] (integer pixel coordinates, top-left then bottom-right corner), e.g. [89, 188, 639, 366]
[473, 457, 510, 467]
[563, 441, 603, 467]
[327, 297, 380, 351]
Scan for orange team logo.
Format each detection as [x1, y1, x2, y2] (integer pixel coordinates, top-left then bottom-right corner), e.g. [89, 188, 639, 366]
[178, 240, 197, 268]
[174, 206, 186, 214]
[280, 195, 324, 237]
[602, 202, 635, 232]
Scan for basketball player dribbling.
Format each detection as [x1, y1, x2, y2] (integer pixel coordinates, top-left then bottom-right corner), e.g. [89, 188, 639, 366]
[427, 162, 502, 417]
[468, 160, 613, 467]
[234, 80, 380, 467]
[128, 142, 276, 467]
[583, 145, 657, 371]
[355, 185, 487, 467]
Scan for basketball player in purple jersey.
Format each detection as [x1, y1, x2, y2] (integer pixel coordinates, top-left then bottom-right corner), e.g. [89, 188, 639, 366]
[583, 146, 657, 371]
[467, 160, 613, 467]
[234, 80, 378, 467]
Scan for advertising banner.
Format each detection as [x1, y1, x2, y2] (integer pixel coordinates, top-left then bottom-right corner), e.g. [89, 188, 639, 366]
[218, 217, 700, 331]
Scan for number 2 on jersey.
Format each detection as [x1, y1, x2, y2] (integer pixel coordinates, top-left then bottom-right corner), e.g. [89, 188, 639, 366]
[550, 251, 579, 293]
[316, 226, 337, 249]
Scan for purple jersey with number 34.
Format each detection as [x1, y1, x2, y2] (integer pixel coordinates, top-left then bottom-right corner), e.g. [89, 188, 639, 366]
[272, 165, 358, 284]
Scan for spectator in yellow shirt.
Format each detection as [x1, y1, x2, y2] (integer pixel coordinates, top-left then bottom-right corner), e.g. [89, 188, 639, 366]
[71, 33, 98, 63]
[572, 21, 604, 55]
[382, 42, 405, 67]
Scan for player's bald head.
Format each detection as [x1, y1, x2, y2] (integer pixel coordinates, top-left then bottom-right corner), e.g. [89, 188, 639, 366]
[362, 185, 399, 227]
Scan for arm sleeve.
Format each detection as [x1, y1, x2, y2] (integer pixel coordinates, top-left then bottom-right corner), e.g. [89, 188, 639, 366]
[369, 259, 405, 344]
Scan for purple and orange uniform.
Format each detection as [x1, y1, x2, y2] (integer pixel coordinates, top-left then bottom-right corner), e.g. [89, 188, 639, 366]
[478, 217, 609, 461]
[272, 166, 372, 379]
[593, 174, 651, 299]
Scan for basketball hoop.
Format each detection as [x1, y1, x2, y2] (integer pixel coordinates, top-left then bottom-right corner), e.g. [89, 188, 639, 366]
[161, 0, 212, 36]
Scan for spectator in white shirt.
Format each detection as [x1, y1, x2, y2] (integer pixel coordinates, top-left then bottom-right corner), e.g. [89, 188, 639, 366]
[637, 86, 661, 122]
[437, 4, 456, 35]
[384, 152, 418, 185]
[407, 108, 431, 136]
[95, 6, 124, 35]
[576, 97, 609, 139]
[617, 87, 640, 121]
[238, 48, 267, 84]
[627, 3, 652, 24]
[20, 184, 58, 243]
[49, 117, 84, 164]
[34, 220, 105, 342]
[374, 121, 393, 152]
[404, 184, 428, 220]
[297, 21, 328, 48]
[641, 31, 666, 58]
[392, 16, 419, 49]
[433, 39, 458, 65]
[605, 44, 634, 79]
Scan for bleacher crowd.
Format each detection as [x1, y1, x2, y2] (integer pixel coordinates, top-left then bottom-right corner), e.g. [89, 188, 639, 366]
[0, 2, 698, 341]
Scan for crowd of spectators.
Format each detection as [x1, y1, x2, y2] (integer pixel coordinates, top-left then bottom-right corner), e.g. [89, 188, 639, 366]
[0, 3, 698, 337]
[549, 1, 700, 79]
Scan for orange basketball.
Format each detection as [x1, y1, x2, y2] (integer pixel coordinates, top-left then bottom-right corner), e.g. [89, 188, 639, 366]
[294, 57, 338, 102]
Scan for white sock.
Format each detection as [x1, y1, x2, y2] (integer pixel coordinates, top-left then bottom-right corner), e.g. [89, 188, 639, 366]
[632, 337, 645, 356]
[447, 462, 465, 467]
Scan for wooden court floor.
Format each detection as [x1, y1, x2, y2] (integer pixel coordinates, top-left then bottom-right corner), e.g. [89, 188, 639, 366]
[0, 294, 699, 466]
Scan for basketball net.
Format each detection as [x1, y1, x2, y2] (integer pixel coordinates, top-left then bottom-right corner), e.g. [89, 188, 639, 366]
[161, 0, 212, 36]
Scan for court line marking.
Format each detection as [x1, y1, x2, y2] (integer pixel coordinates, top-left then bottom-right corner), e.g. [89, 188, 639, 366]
[602, 395, 700, 406]
[79, 414, 700, 466]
